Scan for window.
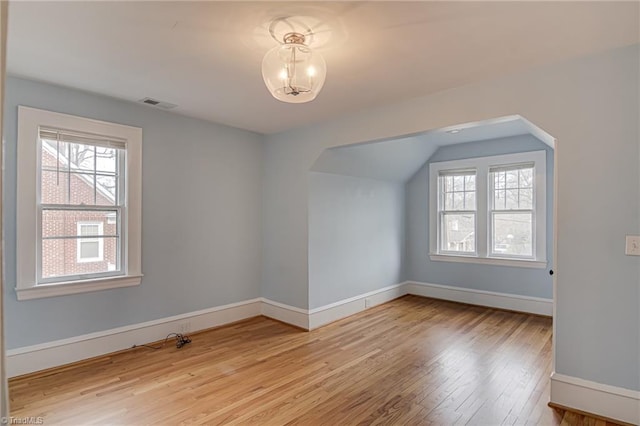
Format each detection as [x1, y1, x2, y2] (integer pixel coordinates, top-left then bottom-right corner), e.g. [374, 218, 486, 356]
[429, 151, 546, 268]
[17, 106, 142, 300]
[40, 131, 123, 281]
[438, 170, 476, 254]
[76, 222, 104, 263]
[489, 164, 534, 258]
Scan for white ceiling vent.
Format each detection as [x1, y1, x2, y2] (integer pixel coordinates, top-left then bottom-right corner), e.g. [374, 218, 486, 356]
[138, 97, 177, 110]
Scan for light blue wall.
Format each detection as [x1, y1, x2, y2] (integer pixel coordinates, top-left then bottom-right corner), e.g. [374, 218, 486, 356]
[262, 46, 639, 391]
[406, 135, 554, 299]
[3, 77, 264, 349]
[308, 172, 405, 309]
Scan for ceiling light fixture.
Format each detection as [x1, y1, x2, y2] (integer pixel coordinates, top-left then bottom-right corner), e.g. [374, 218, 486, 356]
[262, 31, 327, 103]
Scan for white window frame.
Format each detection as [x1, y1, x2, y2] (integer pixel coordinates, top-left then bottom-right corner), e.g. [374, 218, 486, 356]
[437, 169, 477, 256]
[76, 222, 104, 263]
[429, 151, 547, 269]
[37, 137, 124, 285]
[488, 163, 536, 260]
[16, 106, 143, 300]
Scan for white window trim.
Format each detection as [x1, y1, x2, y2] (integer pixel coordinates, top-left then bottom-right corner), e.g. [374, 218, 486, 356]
[437, 169, 478, 256]
[76, 222, 104, 263]
[16, 106, 143, 300]
[429, 151, 547, 268]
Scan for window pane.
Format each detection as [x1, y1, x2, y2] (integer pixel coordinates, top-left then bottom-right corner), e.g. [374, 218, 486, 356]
[70, 171, 98, 205]
[41, 140, 69, 171]
[68, 143, 96, 171]
[96, 175, 117, 205]
[520, 168, 533, 188]
[441, 213, 475, 253]
[79, 224, 100, 236]
[465, 192, 476, 210]
[465, 175, 475, 191]
[505, 189, 519, 209]
[41, 170, 69, 204]
[490, 166, 536, 211]
[494, 189, 505, 210]
[520, 188, 533, 209]
[40, 140, 122, 207]
[42, 210, 117, 239]
[494, 171, 505, 189]
[453, 175, 464, 191]
[506, 170, 519, 188]
[453, 192, 464, 210]
[79, 241, 100, 259]
[492, 212, 533, 257]
[42, 237, 119, 279]
[40, 238, 64, 279]
[444, 193, 454, 210]
[95, 147, 117, 174]
[445, 176, 454, 192]
[441, 172, 476, 212]
[68, 174, 118, 206]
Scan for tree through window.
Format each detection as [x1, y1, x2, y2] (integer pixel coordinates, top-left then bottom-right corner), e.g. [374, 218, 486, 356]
[438, 170, 477, 254]
[39, 129, 125, 282]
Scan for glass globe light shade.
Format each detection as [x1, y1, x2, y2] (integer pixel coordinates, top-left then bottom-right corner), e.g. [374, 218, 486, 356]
[262, 35, 327, 104]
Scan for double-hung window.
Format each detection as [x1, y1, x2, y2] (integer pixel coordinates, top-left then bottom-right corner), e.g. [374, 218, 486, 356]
[430, 151, 547, 268]
[489, 164, 535, 258]
[17, 107, 142, 300]
[39, 129, 124, 281]
[438, 170, 476, 254]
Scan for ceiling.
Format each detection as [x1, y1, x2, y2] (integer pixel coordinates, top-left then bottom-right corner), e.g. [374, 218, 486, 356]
[311, 115, 551, 182]
[311, 135, 436, 182]
[7, 1, 639, 135]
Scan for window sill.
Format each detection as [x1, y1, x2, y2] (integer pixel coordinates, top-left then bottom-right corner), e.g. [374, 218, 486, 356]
[429, 254, 547, 269]
[15, 274, 143, 301]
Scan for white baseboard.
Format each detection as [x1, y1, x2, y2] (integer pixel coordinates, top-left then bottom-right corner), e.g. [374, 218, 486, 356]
[9, 288, 637, 425]
[6, 298, 262, 378]
[405, 281, 553, 316]
[261, 298, 309, 329]
[14, 283, 635, 425]
[6, 282, 553, 378]
[308, 284, 407, 329]
[550, 372, 640, 424]
[260, 284, 408, 330]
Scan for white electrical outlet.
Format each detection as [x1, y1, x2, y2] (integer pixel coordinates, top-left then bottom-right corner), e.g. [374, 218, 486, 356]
[625, 235, 640, 256]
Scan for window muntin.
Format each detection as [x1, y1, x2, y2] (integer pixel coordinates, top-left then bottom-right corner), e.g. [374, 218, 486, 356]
[438, 170, 477, 254]
[489, 164, 535, 258]
[38, 128, 125, 284]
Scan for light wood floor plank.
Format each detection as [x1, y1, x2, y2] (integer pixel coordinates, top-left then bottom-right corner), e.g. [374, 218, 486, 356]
[8, 296, 622, 425]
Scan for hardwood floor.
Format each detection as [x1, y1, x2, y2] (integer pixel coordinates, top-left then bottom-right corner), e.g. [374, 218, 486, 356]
[9, 296, 619, 425]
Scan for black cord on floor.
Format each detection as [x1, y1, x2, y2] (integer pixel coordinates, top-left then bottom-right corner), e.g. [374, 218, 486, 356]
[132, 333, 191, 350]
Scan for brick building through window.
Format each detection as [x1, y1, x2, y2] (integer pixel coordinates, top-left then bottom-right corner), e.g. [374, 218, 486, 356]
[40, 141, 119, 279]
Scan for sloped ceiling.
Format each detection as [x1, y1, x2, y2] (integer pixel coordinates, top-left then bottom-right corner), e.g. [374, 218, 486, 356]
[311, 135, 437, 182]
[311, 116, 552, 182]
